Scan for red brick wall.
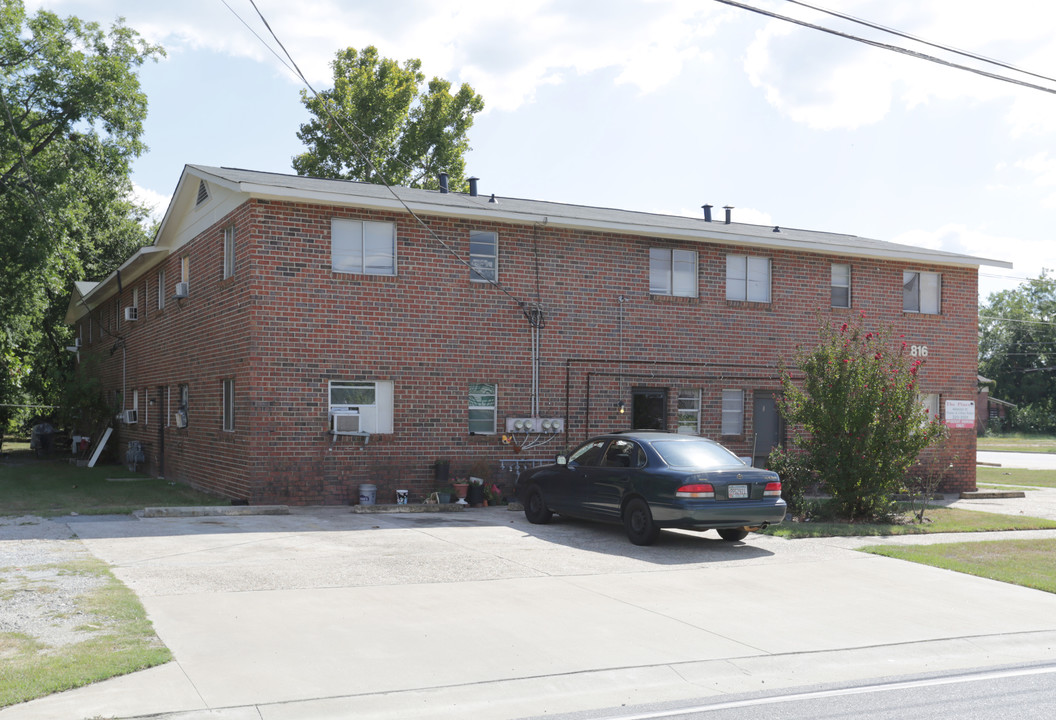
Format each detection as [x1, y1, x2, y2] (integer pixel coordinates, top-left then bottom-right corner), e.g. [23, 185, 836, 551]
[78, 197, 978, 503]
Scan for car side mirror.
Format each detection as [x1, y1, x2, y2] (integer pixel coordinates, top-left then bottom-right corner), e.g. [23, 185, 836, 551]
[556, 454, 568, 466]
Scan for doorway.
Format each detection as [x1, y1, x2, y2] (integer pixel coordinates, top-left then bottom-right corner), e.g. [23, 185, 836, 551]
[752, 391, 784, 468]
[632, 388, 667, 431]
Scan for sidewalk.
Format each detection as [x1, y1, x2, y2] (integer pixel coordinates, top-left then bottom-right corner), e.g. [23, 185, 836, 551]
[4, 496, 1056, 720]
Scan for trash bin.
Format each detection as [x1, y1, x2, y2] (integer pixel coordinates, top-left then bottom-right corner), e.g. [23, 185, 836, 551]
[31, 422, 54, 458]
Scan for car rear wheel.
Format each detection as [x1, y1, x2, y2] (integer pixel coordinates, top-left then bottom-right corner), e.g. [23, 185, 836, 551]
[623, 498, 660, 546]
[718, 528, 749, 542]
[524, 486, 553, 524]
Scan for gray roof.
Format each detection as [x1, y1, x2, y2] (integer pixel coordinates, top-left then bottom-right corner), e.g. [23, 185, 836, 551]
[188, 164, 1012, 269]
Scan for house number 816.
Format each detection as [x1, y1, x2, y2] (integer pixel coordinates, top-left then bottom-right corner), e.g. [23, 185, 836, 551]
[910, 345, 929, 357]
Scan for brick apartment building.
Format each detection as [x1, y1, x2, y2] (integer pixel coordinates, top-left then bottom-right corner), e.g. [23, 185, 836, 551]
[65, 165, 1009, 504]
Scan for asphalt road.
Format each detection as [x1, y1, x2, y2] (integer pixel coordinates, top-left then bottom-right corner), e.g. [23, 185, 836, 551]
[531, 662, 1056, 720]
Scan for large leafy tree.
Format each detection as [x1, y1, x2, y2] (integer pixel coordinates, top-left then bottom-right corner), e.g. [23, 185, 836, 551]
[776, 315, 947, 521]
[979, 270, 1056, 432]
[0, 0, 163, 434]
[293, 46, 484, 190]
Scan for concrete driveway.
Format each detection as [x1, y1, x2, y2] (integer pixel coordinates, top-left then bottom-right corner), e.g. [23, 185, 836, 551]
[4, 503, 1056, 720]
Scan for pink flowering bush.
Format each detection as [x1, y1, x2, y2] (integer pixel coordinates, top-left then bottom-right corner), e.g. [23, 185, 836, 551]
[778, 315, 947, 521]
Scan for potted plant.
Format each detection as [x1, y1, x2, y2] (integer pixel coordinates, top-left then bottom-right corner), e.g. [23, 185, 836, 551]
[451, 479, 469, 502]
[436, 485, 456, 504]
[466, 477, 485, 506]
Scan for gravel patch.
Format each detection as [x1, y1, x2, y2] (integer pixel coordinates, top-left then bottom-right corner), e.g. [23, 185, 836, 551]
[0, 516, 108, 652]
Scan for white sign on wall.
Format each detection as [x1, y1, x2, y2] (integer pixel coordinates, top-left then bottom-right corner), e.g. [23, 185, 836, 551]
[945, 400, 975, 430]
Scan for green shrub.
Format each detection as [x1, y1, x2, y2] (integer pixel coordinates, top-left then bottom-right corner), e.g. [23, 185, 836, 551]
[766, 446, 814, 517]
[778, 314, 947, 522]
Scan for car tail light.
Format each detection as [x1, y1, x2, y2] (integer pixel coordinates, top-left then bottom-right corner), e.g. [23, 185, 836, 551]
[763, 482, 782, 497]
[676, 484, 715, 499]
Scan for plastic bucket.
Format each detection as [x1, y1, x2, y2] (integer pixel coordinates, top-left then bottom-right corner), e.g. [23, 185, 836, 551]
[395, 489, 409, 504]
[358, 484, 377, 506]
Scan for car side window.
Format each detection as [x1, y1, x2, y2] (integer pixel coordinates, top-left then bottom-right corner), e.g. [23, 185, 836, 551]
[569, 440, 607, 466]
[602, 439, 642, 468]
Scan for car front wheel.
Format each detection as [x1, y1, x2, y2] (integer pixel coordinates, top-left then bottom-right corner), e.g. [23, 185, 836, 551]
[623, 498, 660, 546]
[524, 486, 553, 524]
[717, 528, 749, 542]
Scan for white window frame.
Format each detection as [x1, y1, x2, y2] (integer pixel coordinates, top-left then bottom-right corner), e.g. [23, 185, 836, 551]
[223, 225, 236, 279]
[677, 388, 701, 435]
[222, 379, 234, 432]
[132, 389, 139, 423]
[650, 248, 697, 297]
[469, 230, 498, 283]
[143, 388, 148, 426]
[331, 218, 397, 276]
[327, 380, 394, 434]
[166, 386, 171, 427]
[831, 263, 851, 308]
[157, 269, 166, 310]
[721, 389, 744, 435]
[903, 271, 941, 314]
[726, 255, 771, 303]
[469, 383, 497, 434]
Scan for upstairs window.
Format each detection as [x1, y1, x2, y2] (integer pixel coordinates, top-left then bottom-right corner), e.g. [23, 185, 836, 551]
[903, 271, 941, 314]
[726, 255, 771, 303]
[223, 225, 236, 279]
[470, 231, 498, 283]
[650, 248, 697, 297]
[831, 264, 851, 308]
[332, 219, 396, 275]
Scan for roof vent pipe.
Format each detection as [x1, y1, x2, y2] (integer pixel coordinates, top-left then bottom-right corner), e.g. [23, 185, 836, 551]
[439, 172, 449, 193]
[702, 204, 713, 222]
[489, 193, 498, 204]
[468, 177, 479, 197]
[723, 205, 733, 224]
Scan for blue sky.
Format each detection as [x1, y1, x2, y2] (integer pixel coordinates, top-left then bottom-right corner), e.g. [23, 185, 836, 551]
[26, 0, 1056, 301]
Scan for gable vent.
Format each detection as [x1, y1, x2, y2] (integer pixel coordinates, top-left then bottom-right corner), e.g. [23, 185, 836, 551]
[196, 180, 209, 206]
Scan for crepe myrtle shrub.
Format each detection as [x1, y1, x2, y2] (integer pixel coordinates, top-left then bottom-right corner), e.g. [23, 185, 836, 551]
[777, 315, 947, 522]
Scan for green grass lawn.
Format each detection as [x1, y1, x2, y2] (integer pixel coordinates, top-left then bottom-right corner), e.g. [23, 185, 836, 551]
[862, 538, 1056, 594]
[0, 454, 226, 517]
[977, 434, 1056, 453]
[976, 466, 1056, 489]
[0, 556, 172, 708]
[763, 506, 1056, 538]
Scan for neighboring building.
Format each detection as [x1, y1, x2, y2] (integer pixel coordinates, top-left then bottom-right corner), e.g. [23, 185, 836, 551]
[66, 165, 1010, 504]
[977, 375, 1016, 435]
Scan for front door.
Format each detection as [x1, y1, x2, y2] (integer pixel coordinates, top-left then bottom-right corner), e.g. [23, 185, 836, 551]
[752, 392, 783, 468]
[632, 388, 667, 431]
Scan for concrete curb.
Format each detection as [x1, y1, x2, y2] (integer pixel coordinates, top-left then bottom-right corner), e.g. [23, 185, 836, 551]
[349, 503, 466, 514]
[959, 490, 1028, 499]
[137, 505, 290, 518]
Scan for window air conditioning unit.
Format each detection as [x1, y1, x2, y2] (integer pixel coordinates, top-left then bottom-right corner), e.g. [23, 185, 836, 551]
[175, 282, 189, 299]
[123, 409, 138, 424]
[124, 307, 138, 321]
[174, 410, 187, 428]
[331, 410, 360, 435]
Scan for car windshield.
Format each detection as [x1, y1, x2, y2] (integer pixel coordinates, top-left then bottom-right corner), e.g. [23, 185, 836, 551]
[651, 439, 745, 469]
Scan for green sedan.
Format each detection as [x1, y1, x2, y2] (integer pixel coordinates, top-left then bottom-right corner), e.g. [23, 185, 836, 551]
[518, 431, 786, 545]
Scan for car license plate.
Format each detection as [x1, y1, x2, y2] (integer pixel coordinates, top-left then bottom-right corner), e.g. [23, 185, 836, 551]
[728, 485, 748, 499]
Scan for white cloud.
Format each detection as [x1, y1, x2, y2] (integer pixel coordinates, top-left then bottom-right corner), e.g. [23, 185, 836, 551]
[740, 0, 1056, 131]
[27, 0, 729, 112]
[131, 183, 170, 222]
[1015, 152, 1056, 207]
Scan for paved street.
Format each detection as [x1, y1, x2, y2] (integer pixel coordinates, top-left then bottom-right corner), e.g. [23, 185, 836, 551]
[3, 453, 1056, 720]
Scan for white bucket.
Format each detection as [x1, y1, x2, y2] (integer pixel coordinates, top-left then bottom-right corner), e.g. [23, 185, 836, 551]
[396, 489, 409, 504]
[358, 484, 377, 506]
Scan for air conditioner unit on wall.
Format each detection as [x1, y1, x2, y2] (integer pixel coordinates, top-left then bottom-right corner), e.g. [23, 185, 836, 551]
[175, 282, 189, 299]
[331, 411, 360, 434]
[123, 409, 138, 424]
[124, 307, 138, 321]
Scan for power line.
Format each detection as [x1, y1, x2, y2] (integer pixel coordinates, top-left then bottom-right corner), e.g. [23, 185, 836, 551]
[783, 0, 1056, 88]
[714, 0, 1056, 97]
